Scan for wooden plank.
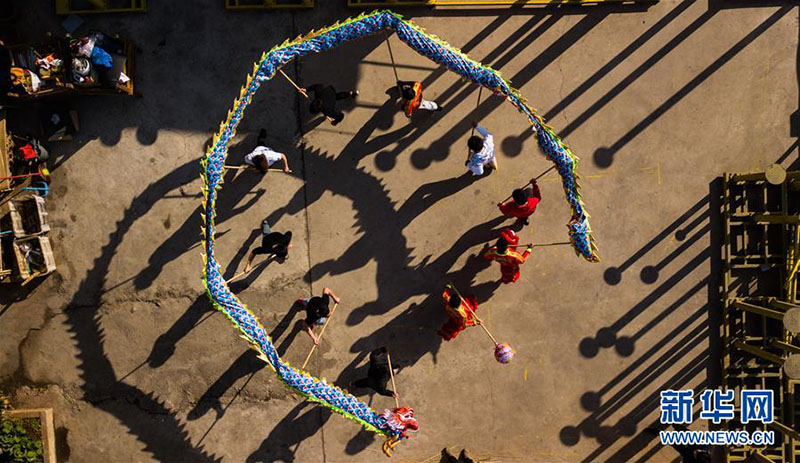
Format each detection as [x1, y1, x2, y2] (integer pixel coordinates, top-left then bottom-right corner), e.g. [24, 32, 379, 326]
[733, 340, 784, 365]
[55, 0, 147, 14]
[0, 176, 33, 207]
[729, 213, 800, 224]
[770, 300, 800, 311]
[770, 340, 800, 355]
[348, 0, 651, 5]
[748, 449, 778, 463]
[226, 0, 314, 9]
[768, 420, 800, 442]
[733, 300, 785, 320]
[731, 171, 800, 183]
[753, 214, 800, 225]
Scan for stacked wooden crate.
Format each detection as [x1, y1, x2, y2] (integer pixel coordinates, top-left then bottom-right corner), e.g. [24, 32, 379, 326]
[0, 195, 56, 283]
[722, 167, 800, 462]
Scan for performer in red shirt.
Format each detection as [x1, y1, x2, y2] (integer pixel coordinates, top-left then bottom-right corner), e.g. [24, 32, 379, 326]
[483, 228, 532, 284]
[398, 80, 442, 117]
[437, 286, 480, 341]
[498, 179, 541, 225]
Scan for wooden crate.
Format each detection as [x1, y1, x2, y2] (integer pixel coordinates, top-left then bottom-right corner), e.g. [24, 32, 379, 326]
[75, 37, 137, 96]
[225, 0, 313, 9]
[12, 235, 56, 281]
[1, 408, 56, 463]
[55, 0, 147, 14]
[347, 0, 650, 6]
[5, 195, 49, 237]
[5, 39, 75, 101]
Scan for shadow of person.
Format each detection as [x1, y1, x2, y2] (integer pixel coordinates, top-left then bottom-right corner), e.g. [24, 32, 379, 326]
[343, 215, 507, 326]
[246, 352, 375, 462]
[227, 256, 276, 292]
[246, 401, 332, 463]
[275, 320, 306, 358]
[223, 228, 261, 280]
[187, 349, 264, 422]
[345, 246, 503, 375]
[345, 428, 376, 456]
[56, 154, 229, 462]
[398, 171, 478, 219]
[351, 293, 444, 367]
[147, 294, 216, 368]
[273, 301, 308, 357]
[186, 301, 316, 426]
[301, 115, 328, 133]
[133, 134, 269, 290]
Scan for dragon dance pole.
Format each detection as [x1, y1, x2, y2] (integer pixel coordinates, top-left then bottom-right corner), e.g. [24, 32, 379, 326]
[387, 353, 400, 409]
[302, 302, 339, 369]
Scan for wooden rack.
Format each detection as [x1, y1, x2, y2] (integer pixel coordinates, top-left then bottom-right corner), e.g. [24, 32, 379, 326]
[225, 0, 314, 9]
[722, 168, 800, 462]
[55, 0, 147, 15]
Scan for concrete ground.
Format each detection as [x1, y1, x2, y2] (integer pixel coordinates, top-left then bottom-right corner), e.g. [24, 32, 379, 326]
[1, 1, 798, 462]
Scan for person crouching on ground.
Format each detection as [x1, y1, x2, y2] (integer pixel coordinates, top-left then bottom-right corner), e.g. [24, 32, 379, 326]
[244, 129, 291, 174]
[303, 83, 358, 126]
[300, 287, 341, 345]
[243, 220, 292, 273]
[397, 80, 442, 117]
[350, 346, 398, 399]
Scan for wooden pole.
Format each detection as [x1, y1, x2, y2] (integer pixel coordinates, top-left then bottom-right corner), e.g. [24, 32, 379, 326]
[480, 241, 571, 251]
[533, 241, 572, 247]
[387, 353, 399, 408]
[471, 308, 499, 345]
[226, 270, 250, 284]
[224, 165, 287, 172]
[499, 165, 558, 203]
[482, 243, 533, 251]
[279, 69, 334, 122]
[385, 32, 399, 83]
[301, 302, 339, 369]
[226, 256, 273, 283]
[280, 69, 307, 98]
[447, 283, 498, 346]
[535, 165, 557, 181]
[470, 87, 483, 138]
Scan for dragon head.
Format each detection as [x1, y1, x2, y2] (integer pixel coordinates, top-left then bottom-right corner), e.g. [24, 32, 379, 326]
[381, 406, 419, 457]
[382, 406, 419, 438]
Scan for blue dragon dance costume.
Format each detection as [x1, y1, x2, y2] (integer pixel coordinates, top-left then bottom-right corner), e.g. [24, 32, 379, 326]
[200, 9, 599, 457]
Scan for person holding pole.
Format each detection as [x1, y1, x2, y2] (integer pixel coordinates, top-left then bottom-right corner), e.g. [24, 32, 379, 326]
[350, 347, 398, 399]
[397, 80, 442, 116]
[243, 129, 291, 174]
[466, 121, 496, 176]
[483, 228, 532, 284]
[437, 286, 481, 341]
[301, 83, 358, 126]
[498, 179, 541, 225]
[243, 220, 292, 272]
[300, 287, 341, 345]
